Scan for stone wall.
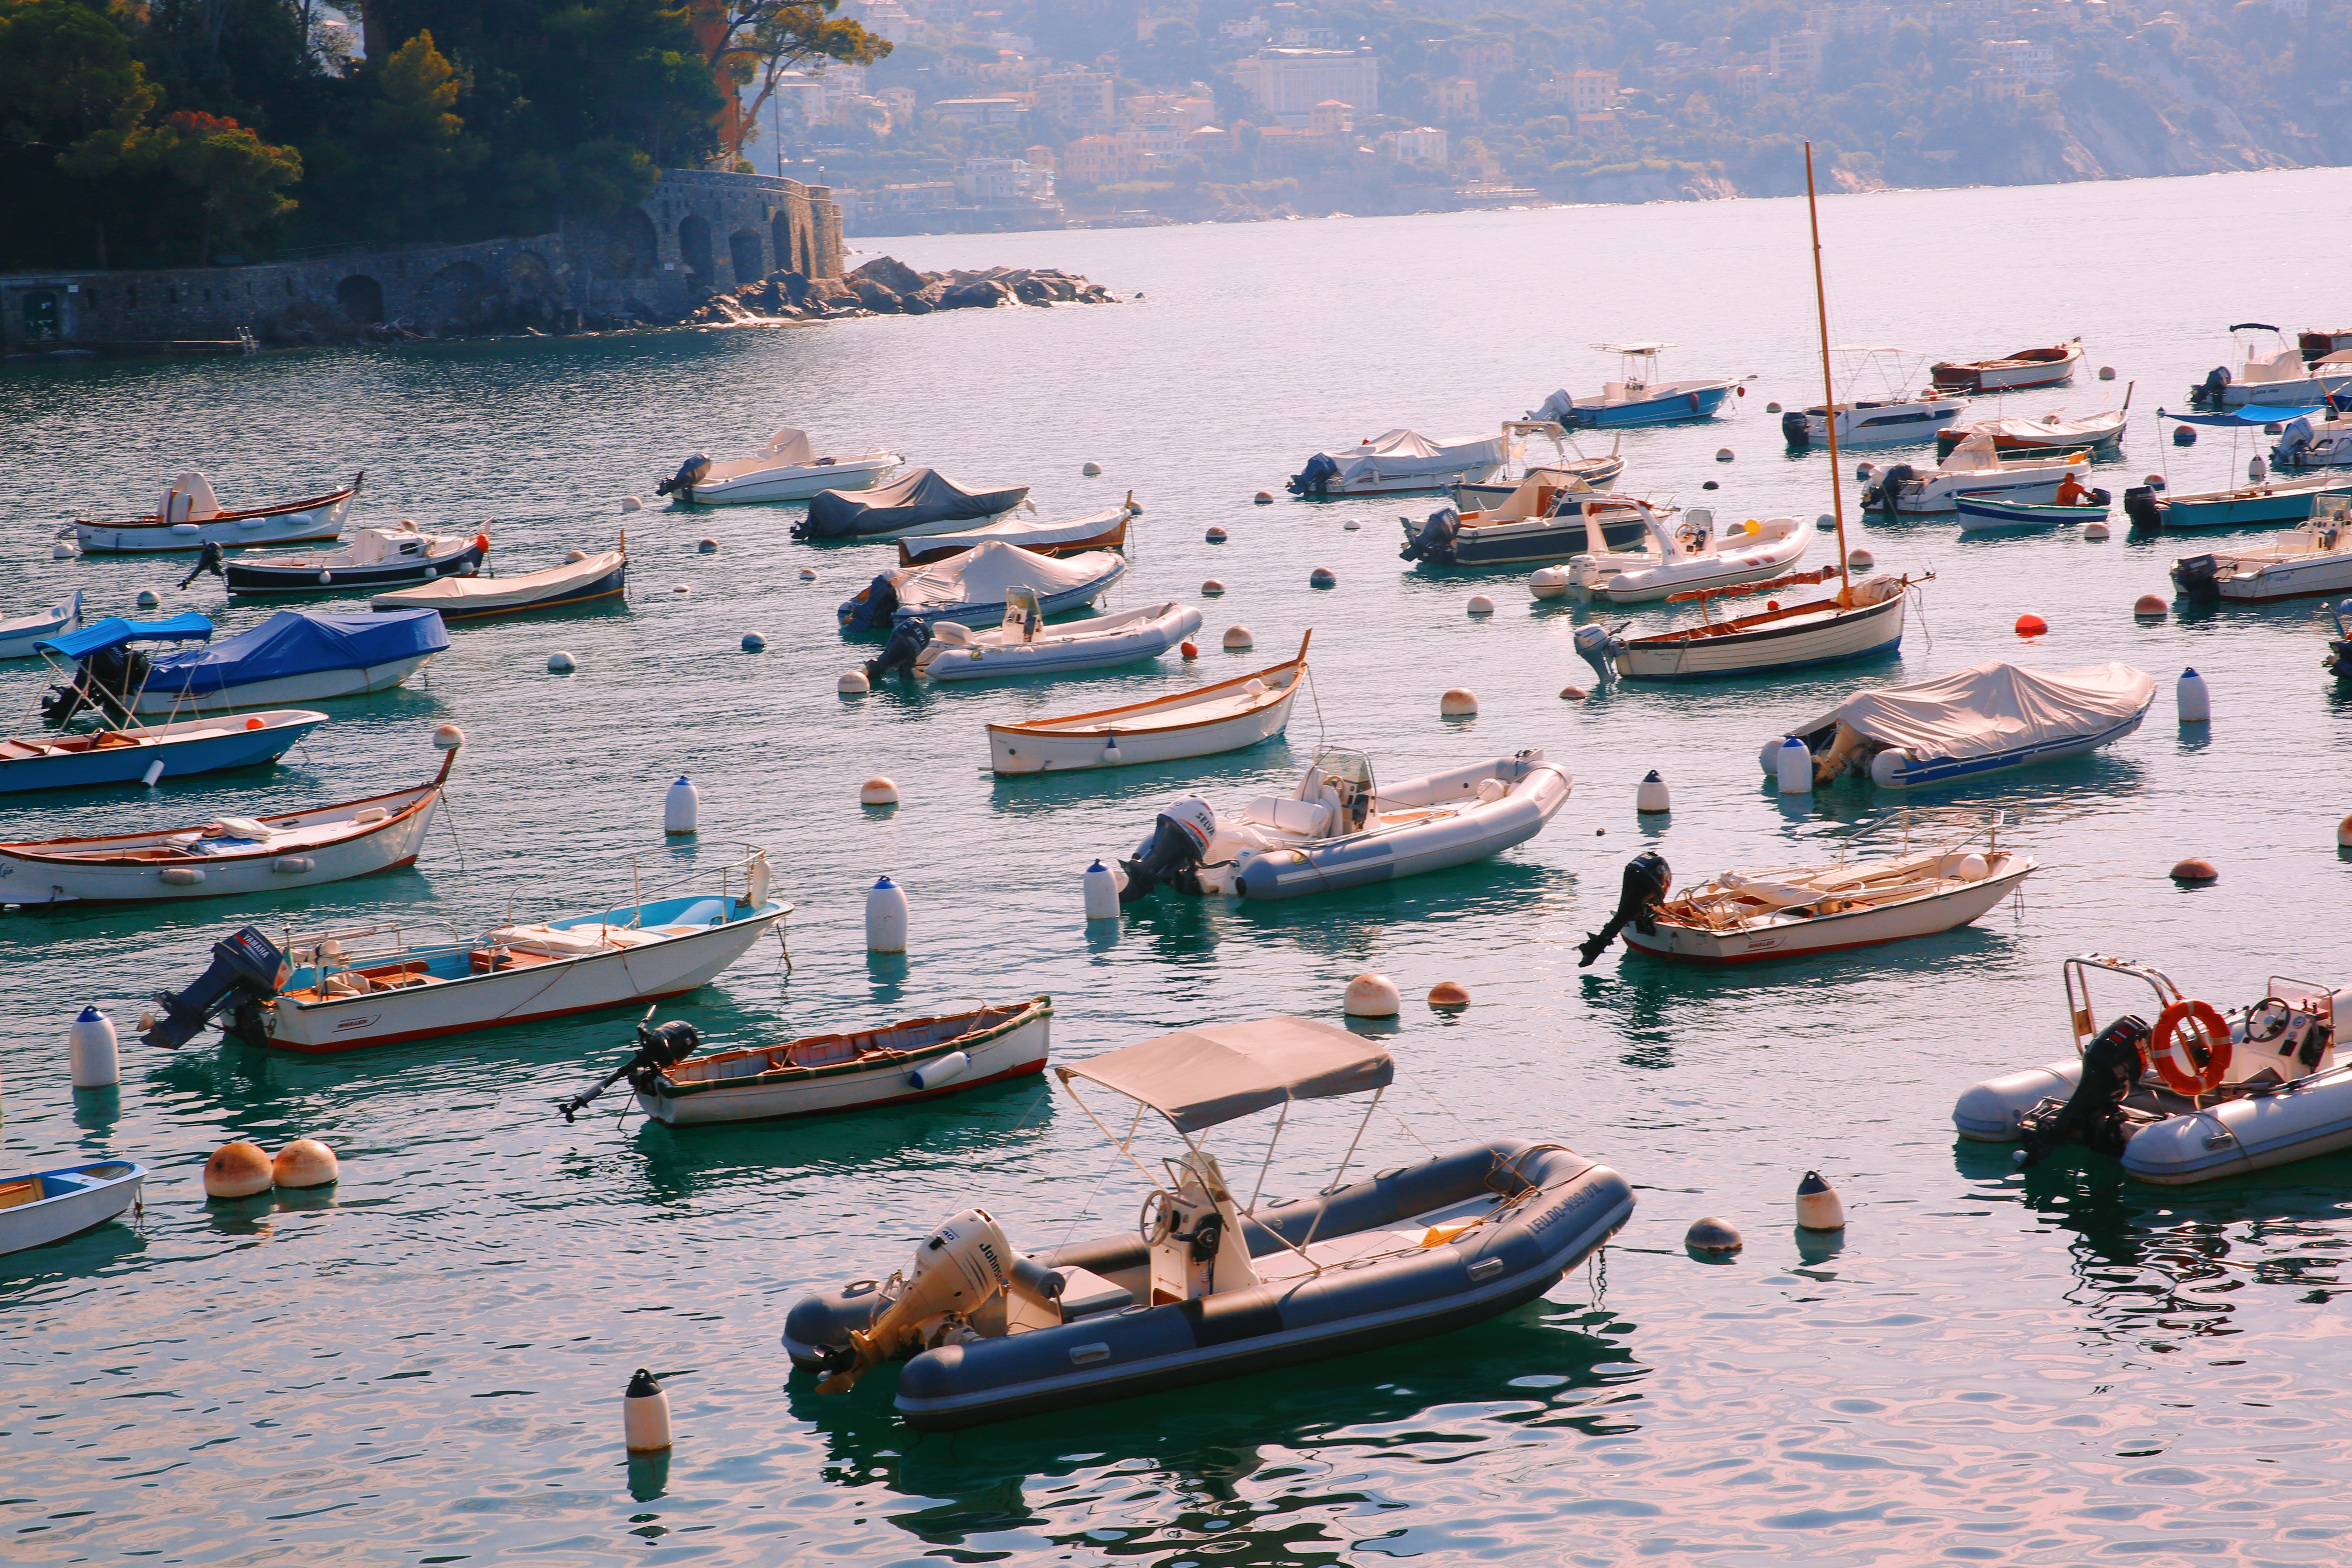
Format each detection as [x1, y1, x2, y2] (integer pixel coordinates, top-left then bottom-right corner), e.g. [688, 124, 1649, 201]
[0, 170, 844, 352]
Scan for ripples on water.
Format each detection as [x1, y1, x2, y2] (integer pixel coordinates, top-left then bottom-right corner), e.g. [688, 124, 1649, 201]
[5, 169, 2352, 1564]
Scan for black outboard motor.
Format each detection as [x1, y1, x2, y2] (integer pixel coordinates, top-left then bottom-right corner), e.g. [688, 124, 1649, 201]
[140, 927, 288, 1049]
[1576, 852, 1671, 967]
[839, 572, 901, 633]
[1117, 797, 1218, 903]
[177, 541, 225, 590]
[559, 1012, 703, 1121]
[43, 645, 148, 725]
[2017, 1015, 2152, 1167]
[655, 453, 712, 501]
[2191, 365, 2230, 405]
[2122, 485, 2162, 531]
[2169, 553, 2220, 599]
[1399, 507, 1460, 565]
[1286, 453, 1339, 498]
[866, 617, 930, 681]
[1865, 463, 1915, 513]
[1780, 409, 1812, 448]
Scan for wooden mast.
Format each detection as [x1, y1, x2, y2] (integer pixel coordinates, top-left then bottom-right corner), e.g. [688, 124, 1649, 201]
[1804, 141, 1853, 608]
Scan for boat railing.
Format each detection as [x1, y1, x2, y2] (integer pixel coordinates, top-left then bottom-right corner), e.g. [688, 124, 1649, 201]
[1837, 807, 2007, 863]
[2062, 953, 2185, 1056]
[492, 844, 774, 933]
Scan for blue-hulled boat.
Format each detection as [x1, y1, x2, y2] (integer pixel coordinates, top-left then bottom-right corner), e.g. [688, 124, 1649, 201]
[1528, 342, 1740, 429]
[0, 709, 327, 795]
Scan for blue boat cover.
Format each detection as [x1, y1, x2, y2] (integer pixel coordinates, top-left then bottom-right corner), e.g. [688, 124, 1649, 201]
[143, 608, 448, 696]
[2162, 403, 2330, 428]
[38, 613, 213, 658]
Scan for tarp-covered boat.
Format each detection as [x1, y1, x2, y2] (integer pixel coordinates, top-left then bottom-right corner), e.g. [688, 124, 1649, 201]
[66, 472, 361, 554]
[783, 1016, 1633, 1428]
[372, 546, 626, 619]
[656, 428, 900, 505]
[795, 468, 1030, 540]
[120, 608, 447, 715]
[1767, 659, 2154, 789]
[899, 506, 1131, 566]
[838, 541, 1125, 631]
[0, 589, 82, 659]
[1935, 406, 2128, 459]
[1287, 430, 1508, 497]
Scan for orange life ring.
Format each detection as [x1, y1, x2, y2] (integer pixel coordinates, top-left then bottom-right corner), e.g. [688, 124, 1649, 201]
[2152, 1000, 2231, 1095]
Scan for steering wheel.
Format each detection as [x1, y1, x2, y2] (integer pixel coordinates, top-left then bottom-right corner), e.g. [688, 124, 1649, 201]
[1138, 1189, 1177, 1245]
[2245, 998, 2291, 1044]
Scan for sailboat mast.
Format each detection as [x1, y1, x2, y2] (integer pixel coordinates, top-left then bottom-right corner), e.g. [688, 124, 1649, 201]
[1804, 142, 1853, 606]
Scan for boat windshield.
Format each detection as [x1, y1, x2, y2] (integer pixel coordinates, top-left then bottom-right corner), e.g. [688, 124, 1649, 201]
[1308, 747, 1376, 828]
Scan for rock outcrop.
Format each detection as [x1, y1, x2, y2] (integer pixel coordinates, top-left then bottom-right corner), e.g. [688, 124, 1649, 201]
[683, 257, 1115, 326]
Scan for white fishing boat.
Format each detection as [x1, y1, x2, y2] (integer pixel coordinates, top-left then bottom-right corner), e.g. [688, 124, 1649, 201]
[372, 546, 626, 619]
[2191, 324, 2352, 409]
[65, 471, 361, 554]
[2169, 499, 2352, 603]
[1930, 338, 2083, 392]
[0, 590, 82, 659]
[1286, 429, 1509, 498]
[1935, 401, 2129, 460]
[0, 1160, 146, 1256]
[988, 634, 1309, 774]
[1528, 343, 1741, 428]
[1567, 507, 1813, 603]
[1861, 433, 2091, 515]
[139, 851, 788, 1054]
[1954, 954, 2352, 1186]
[917, 601, 1202, 683]
[1766, 659, 2155, 789]
[1113, 747, 1571, 902]
[2273, 412, 2352, 470]
[899, 506, 1131, 567]
[0, 734, 458, 905]
[600, 997, 1054, 1126]
[1782, 348, 1967, 449]
[655, 428, 900, 505]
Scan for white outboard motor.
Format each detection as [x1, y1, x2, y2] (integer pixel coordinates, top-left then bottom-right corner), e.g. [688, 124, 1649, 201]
[1118, 796, 1218, 903]
[817, 1207, 1020, 1392]
[1573, 624, 1625, 686]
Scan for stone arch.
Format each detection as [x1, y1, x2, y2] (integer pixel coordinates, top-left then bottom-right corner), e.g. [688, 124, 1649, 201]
[728, 227, 766, 285]
[335, 275, 385, 324]
[678, 215, 715, 285]
[602, 207, 658, 278]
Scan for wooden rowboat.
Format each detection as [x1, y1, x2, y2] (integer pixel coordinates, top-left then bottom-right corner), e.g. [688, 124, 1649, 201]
[1930, 339, 2083, 392]
[372, 546, 626, 620]
[1955, 492, 2111, 532]
[1, 1161, 145, 1256]
[69, 473, 362, 554]
[987, 633, 1310, 774]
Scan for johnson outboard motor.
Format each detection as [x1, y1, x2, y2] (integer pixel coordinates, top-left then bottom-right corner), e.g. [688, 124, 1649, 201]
[1576, 852, 1670, 967]
[2169, 553, 2221, 600]
[177, 541, 225, 589]
[655, 453, 712, 501]
[1286, 452, 1339, 498]
[1573, 624, 1626, 687]
[559, 1009, 702, 1121]
[839, 572, 900, 633]
[1780, 408, 1811, 447]
[1117, 797, 1218, 903]
[2016, 1015, 2152, 1167]
[1399, 507, 1461, 565]
[865, 617, 930, 681]
[2121, 485, 2162, 532]
[140, 927, 288, 1049]
[42, 645, 148, 724]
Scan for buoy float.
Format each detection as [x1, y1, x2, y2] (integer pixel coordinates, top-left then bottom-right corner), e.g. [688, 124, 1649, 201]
[1847, 547, 1874, 570]
[2177, 666, 2211, 722]
[697, 538, 719, 554]
[243, 716, 265, 731]
[1702, 479, 1719, 490]
[663, 776, 698, 833]
[624, 1369, 673, 1453]
[136, 589, 161, 608]
[1082, 460, 1102, 476]
[2174, 425, 2197, 447]
[2084, 520, 2111, 540]
[1311, 567, 1336, 588]
[1179, 639, 1198, 659]
[799, 567, 817, 581]
[2134, 594, 2166, 618]
[1201, 579, 1225, 597]
[1343, 973, 1400, 1018]
[1082, 860, 1120, 920]
[741, 632, 767, 652]
[142, 758, 165, 786]
[1466, 594, 1494, 616]
[203, 1142, 275, 1199]
[859, 776, 899, 806]
[272, 1138, 339, 1190]
[1254, 490, 1274, 505]
[1766, 401, 1782, 413]
[2337, 814, 2352, 848]
[547, 651, 577, 673]
[2171, 857, 2218, 885]
[1206, 526, 1228, 543]
[1636, 770, 1670, 813]
[865, 875, 909, 951]
[837, 669, 870, 694]
[1715, 448, 1735, 463]
[2015, 613, 2047, 637]
[1795, 1171, 1846, 1231]
[621, 495, 644, 512]
[1427, 980, 1470, 1010]
[1559, 685, 1586, 702]
[1685, 1217, 1742, 1254]
[433, 723, 464, 750]
[51, 542, 75, 559]
[70, 1006, 119, 1089]
[2099, 365, 2116, 381]
[1439, 687, 1478, 716]
[1777, 735, 1813, 795]
[1343, 518, 1361, 531]
[1222, 626, 1253, 651]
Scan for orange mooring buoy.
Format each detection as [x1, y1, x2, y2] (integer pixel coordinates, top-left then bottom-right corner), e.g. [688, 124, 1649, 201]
[2015, 613, 2048, 637]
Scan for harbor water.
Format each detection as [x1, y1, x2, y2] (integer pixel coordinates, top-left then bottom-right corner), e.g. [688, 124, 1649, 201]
[5, 167, 2352, 1564]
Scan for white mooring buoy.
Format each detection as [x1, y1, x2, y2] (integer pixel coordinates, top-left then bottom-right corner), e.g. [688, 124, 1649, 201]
[1083, 860, 1120, 920]
[663, 776, 698, 834]
[273, 1139, 340, 1189]
[70, 1006, 119, 1089]
[860, 777, 900, 807]
[1795, 1170, 1846, 1231]
[624, 1369, 673, 1452]
[1636, 770, 1670, 813]
[865, 875, 909, 952]
[1343, 973, 1401, 1017]
[2177, 667, 2211, 723]
[547, 651, 577, 674]
[1777, 736, 1813, 795]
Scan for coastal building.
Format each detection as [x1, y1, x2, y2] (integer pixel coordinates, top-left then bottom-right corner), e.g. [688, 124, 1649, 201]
[1456, 38, 1514, 80]
[1768, 31, 1825, 82]
[1983, 38, 2069, 83]
[1308, 100, 1354, 138]
[1394, 126, 1449, 167]
[933, 98, 1025, 126]
[1037, 71, 1116, 129]
[1433, 77, 1481, 121]
[1562, 69, 1621, 113]
[958, 158, 1054, 204]
[1232, 49, 1380, 125]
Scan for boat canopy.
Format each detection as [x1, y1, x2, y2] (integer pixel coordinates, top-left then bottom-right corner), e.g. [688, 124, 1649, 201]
[797, 468, 1029, 539]
[1592, 341, 1671, 355]
[895, 540, 1118, 612]
[39, 613, 214, 658]
[143, 608, 447, 696]
[2160, 403, 2331, 428]
[1794, 659, 2155, 762]
[1056, 1016, 1394, 1133]
[1301, 430, 1508, 491]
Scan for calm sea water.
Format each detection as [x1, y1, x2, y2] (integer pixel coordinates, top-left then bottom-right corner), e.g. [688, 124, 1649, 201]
[6, 169, 2352, 1566]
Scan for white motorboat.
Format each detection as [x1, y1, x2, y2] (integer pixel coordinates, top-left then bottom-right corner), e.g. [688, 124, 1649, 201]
[2273, 412, 2352, 470]
[1528, 342, 1740, 428]
[372, 545, 626, 619]
[0, 1160, 145, 1256]
[1953, 954, 2352, 1186]
[1451, 423, 1625, 505]
[1930, 338, 2083, 392]
[655, 428, 900, 505]
[899, 506, 1131, 567]
[1287, 429, 1509, 497]
[0, 735, 457, 905]
[1782, 348, 1967, 448]
[65, 471, 361, 554]
[840, 541, 1125, 631]
[1936, 401, 2129, 460]
[139, 851, 788, 1054]
[602, 997, 1053, 1126]
[1401, 482, 1652, 567]
[988, 634, 1309, 774]
[2169, 498, 2352, 603]
[1767, 658, 2155, 789]
[1861, 432, 2091, 515]
[1567, 506, 1813, 603]
[225, 525, 487, 596]
[1114, 747, 1572, 904]
[0, 589, 82, 659]
[2191, 324, 2352, 409]
[917, 601, 1202, 683]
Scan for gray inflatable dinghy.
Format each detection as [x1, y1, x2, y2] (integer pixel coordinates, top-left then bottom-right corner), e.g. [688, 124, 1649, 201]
[783, 1016, 1635, 1429]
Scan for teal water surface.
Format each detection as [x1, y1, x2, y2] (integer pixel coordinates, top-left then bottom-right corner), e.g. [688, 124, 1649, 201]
[5, 168, 2352, 1566]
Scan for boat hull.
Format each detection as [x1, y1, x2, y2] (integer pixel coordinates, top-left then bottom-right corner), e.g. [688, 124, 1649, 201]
[71, 490, 357, 554]
[1624, 862, 2028, 962]
[0, 1163, 145, 1256]
[0, 710, 325, 795]
[990, 689, 1296, 773]
[639, 1009, 1051, 1125]
[890, 561, 1127, 629]
[1881, 709, 2148, 788]
[0, 790, 439, 905]
[924, 604, 1201, 682]
[372, 558, 627, 620]
[1568, 383, 1732, 428]
[1617, 594, 1904, 680]
[129, 653, 437, 715]
[1955, 495, 2108, 531]
[226, 543, 485, 596]
[1931, 346, 2082, 393]
[1790, 401, 1966, 448]
[2152, 483, 2350, 530]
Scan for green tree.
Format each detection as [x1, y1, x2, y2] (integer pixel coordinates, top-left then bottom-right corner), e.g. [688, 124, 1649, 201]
[145, 109, 303, 261]
[358, 31, 487, 238]
[0, 0, 160, 265]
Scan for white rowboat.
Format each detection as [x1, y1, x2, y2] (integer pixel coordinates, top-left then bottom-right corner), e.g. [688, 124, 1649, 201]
[372, 547, 626, 619]
[1624, 845, 2035, 962]
[67, 472, 361, 554]
[988, 633, 1310, 774]
[0, 1161, 145, 1256]
[0, 590, 82, 659]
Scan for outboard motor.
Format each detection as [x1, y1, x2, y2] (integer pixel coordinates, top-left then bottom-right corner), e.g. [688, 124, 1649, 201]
[838, 572, 901, 633]
[1780, 408, 1811, 448]
[1527, 390, 1576, 425]
[2169, 553, 2220, 600]
[1117, 797, 1218, 903]
[2325, 599, 2352, 677]
[1576, 852, 1671, 967]
[140, 927, 288, 1049]
[865, 617, 930, 681]
[42, 645, 148, 725]
[2192, 365, 2230, 405]
[2017, 1015, 2152, 1167]
[1865, 463, 1914, 513]
[1286, 452, 1339, 497]
[1399, 507, 1460, 565]
[655, 453, 712, 501]
[2121, 485, 2161, 531]
[559, 1010, 703, 1121]
[177, 541, 225, 590]
[1572, 624, 1626, 686]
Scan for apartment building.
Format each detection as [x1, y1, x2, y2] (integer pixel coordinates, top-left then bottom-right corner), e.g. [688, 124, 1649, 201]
[1394, 126, 1449, 165]
[1433, 77, 1480, 121]
[1232, 49, 1380, 124]
[1036, 71, 1116, 128]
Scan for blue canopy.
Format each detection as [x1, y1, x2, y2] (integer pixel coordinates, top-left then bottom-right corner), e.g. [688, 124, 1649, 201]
[37, 613, 214, 658]
[2159, 404, 2330, 428]
[143, 609, 448, 697]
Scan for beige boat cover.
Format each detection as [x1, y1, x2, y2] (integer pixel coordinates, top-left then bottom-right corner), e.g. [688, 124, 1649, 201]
[1795, 659, 2155, 761]
[1057, 1016, 1394, 1132]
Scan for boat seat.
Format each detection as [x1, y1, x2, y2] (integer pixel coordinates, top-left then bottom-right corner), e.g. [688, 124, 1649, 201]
[1055, 1264, 1135, 1320]
[1241, 796, 1330, 837]
[0, 740, 47, 759]
[489, 923, 662, 956]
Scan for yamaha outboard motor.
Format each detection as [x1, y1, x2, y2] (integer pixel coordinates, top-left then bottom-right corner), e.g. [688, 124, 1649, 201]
[42, 645, 147, 725]
[2122, 485, 2161, 532]
[1780, 408, 1811, 448]
[1399, 507, 1460, 565]
[1573, 624, 1626, 687]
[1286, 453, 1339, 498]
[1576, 852, 1671, 967]
[2169, 553, 2220, 599]
[177, 541, 225, 590]
[655, 453, 712, 501]
[2017, 1015, 2152, 1167]
[140, 927, 288, 1049]
[1117, 797, 1218, 903]
[559, 1012, 703, 1121]
[866, 617, 930, 681]
[839, 572, 901, 633]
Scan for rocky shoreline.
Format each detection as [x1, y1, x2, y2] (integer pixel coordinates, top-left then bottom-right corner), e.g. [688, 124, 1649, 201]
[685, 256, 1118, 326]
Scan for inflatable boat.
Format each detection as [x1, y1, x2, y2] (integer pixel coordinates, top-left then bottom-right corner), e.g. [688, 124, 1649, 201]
[1115, 747, 1572, 904]
[1567, 508, 1813, 603]
[782, 1016, 1634, 1429]
[913, 600, 1201, 683]
[1953, 954, 2352, 1185]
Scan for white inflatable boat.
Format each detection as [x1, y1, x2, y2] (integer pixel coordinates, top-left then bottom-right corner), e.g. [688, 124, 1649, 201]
[918, 600, 1201, 682]
[1953, 954, 2352, 1185]
[1568, 507, 1813, 603]
[1116, 747, 1571, 903]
